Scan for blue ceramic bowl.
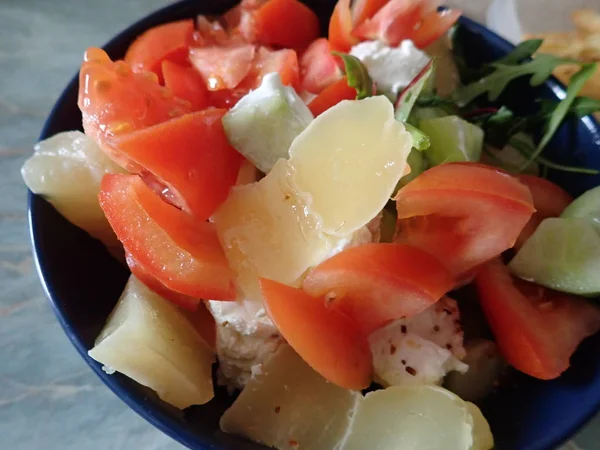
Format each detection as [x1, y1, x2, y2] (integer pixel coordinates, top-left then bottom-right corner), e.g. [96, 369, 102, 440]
[29, 1, 600, 449]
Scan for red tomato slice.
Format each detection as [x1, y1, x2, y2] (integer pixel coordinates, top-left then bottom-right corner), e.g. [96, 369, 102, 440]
[308, 76, 356, 116]
[260, 278, 373, 390]
[78, 48, 192, 169]
[111, 109, 242, 220]
[303, 243, 455, 334]
[161, 61, 209, 111]
[515, 175, 573, 249]
[253, 0, 320, 50]
[100, 174, 235, 301]
[329, 0, 360, 52]
[475, 259, 600, 380]
[299, 38, 343, 94]
[352, 0, 390, 27]
[410, 8, 462, 48]
[126, 252, 200, 310]
[394, 163, 535, 278]
[239, 47, 300, 91]
[352, 0, 424, 46]
[125, 20, 194, 82]
[189, 44, 256, 91]
[208, 89, 249, 109]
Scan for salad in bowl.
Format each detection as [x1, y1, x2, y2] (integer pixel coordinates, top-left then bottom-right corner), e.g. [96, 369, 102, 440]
[23, 0, 600, 449]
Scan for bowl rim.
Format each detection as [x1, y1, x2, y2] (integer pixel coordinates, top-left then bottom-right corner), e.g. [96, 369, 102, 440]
[28, 1, 600, 449]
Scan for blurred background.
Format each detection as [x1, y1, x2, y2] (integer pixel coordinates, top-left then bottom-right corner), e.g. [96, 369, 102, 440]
[0, 1, 598, 449]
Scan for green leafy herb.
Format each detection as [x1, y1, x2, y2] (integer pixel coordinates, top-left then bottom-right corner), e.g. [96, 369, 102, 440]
[539, 96, 600, 119]
[496, 39, 543, 65]
[405, 123, 430, 151]
[454, 54, 579, 106]
[519, 63, 598, 171]
[415, 94, 458, 112]
[333, 52, 374, 100]
[395, 61, 434, 122]
[510, 133, 600, 175]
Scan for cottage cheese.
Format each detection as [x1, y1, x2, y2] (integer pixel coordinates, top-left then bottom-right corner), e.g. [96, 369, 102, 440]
[350, 40, 431, 99]
[369, 297, 468, 387]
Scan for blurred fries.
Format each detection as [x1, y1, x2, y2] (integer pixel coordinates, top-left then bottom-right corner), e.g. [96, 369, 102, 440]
[525, 8, 600, 119]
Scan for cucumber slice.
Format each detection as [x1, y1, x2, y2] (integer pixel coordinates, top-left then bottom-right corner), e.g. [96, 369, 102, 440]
[509, 218, 600, 296]
[408, 106, 448, 127]
[222, 72, 313, 173]
[419, 115, 484, 166]
[562, 185, 600, 222]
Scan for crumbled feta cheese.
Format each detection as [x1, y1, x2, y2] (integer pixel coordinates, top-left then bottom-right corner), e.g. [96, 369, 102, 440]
[350, 40, 430, 99]
[369, 297, 468, 387]
[209, 213, 382, 390]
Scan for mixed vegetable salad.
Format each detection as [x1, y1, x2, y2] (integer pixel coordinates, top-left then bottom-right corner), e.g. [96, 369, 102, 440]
[22, 0, 600, 449]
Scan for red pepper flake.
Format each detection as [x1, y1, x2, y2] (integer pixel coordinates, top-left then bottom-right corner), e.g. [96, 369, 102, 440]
[390, 344, 397, 355]
[433, 325, 440, 332]
[289, 440, 299, 448]
[400, 325, 407, 334]
[446, 344, 453, 350]
[405, 366, 417, 376]
[401, 359, 406, 365]
[274, 406, 281, 414]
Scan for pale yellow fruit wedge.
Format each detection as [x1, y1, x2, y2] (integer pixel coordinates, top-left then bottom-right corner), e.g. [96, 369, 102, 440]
[212, 159, 338, 302]
[21, 131, 125, 250]
[466, 402, 495, 450]
[288, 96, 412, 236]
[341, 385, 478, 450]
[88, 276, 215, 409]
[220, 344, 361, 450]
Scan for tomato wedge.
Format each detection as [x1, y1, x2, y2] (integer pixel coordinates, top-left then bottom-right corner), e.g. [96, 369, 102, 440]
[303, 243, 455, 333]
[100, 174, 235, 302]
[253, 0, 320, 50]
[125, 19, 194, 81]
[239, 47, 300, 91]
[352, 0, 390, 27]
[329, 0, 359, 52]
[394, 163, 535, 279]
[260, 278, 372, 390]
[352, 0, 424, 46]
[111, 109, 242, 220]
[189, 44, 256, 91]
[410, 8, 462, 49]
[161, 61, 209, 111]
[126, 252, 200, 310]
[515, 174, 573, 249]
[300, 38, 343, 94]
[308, 76, 356, 116]
[475, 259, 600, 380]
[78, 48, 192, 169]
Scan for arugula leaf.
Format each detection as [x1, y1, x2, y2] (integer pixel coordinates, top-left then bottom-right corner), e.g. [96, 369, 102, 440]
[539, 96, 600, 119]
[454, 54, 579, 106]
[332, 52, 374, 100]
[509, 133, 600, 175]
[394, 61, 434, 122]
[496, 39, 543, 65]
[519, 63, 598, 171]
[405, 123, 430, 151]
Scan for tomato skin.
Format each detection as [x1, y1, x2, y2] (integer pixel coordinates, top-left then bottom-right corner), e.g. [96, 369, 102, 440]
[394, 163, 535, 278]
[253, 0, 321, 50]
[410, 8, 462, 48]
[125, 20, 194, 82]
[352, 0, 423, 45]
[189, 44, 256, 91]
[351, 0, 390, 27]
[99, 174, 235, 301]
[515, 175, 573, 248]
[161, 61, 210, 111]
[475, 259, 600, 380]
[126, 252, 200, 310]
[303, 243, 455, 334]
[300, 38, 343, 94]
[78, 48, 192, 169]
[239, 47, 300, 91]
[111, 109, 242, 220]
[260, 278, 373, 390]
[308, 76, 356, 116]
[329, 0, 359, 52]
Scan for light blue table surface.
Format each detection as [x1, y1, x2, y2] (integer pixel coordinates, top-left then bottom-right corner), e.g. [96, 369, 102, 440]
[0, 1, 598, 449]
